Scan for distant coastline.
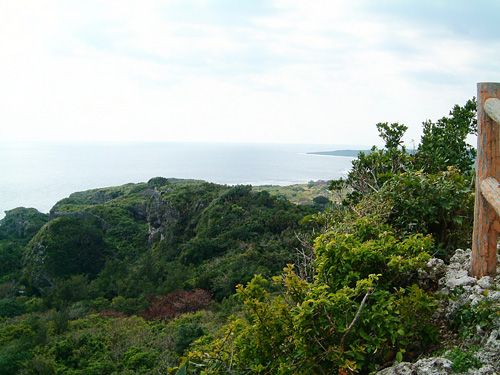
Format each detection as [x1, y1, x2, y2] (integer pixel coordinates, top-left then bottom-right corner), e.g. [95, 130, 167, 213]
[0, 142, 356, 219]
[307, 149, 371, 158]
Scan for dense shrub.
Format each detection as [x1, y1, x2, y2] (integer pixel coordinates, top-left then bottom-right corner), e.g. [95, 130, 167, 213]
[314, 217, 433, 290]
[379, 169, 474, 255]
[0, 298, 26, 318]
[23, 217, 110, 291]
[330, 99, 476, 252]
[184, 273, 437, 373]
[175, 100, 478, 374]
[182, 219, 438, 374]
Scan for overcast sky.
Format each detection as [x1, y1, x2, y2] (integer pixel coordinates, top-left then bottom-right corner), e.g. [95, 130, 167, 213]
[1, 0, 499, 146]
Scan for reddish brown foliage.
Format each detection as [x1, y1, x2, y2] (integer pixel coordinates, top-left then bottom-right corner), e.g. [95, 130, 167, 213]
[141, 289, 212, 320]
[98, 310, 128, 318]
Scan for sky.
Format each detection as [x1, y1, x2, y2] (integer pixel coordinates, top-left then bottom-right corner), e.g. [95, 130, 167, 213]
[1, 0, 499, 146]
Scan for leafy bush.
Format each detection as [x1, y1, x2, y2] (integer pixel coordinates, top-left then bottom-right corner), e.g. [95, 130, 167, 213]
[0, 313, 175, 374]
[123, 345, 159, 371]
[446, 347, 481, 373]
[18, 353, 56, 375]
[314, 217, 433, 290]
[312, 195, 330, 206]
[342, 146, 411, 204]
[0, 298, 26, 318]
[329, 99, 476, 255]
[46, 275, 92, 309]
[451, 299, 500, 341]
[148, 176, 170, 188]
[182, 216, 438, 374]
[175, 323, 205, 355]
[24, 217, 110, 290]
[0, 348, 32, 375]
[379, 169, 474, 255]
[184, 266, 437, 374]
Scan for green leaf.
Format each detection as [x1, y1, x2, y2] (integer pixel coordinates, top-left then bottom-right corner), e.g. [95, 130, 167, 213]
[396, 351, 403, 363]
[176, 358, 188, 375]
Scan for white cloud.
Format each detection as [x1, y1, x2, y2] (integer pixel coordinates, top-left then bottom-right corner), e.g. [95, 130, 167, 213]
[1, 0, 498, 145]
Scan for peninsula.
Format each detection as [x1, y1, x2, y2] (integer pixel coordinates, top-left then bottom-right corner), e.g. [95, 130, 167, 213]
[307, 149, 371, 157]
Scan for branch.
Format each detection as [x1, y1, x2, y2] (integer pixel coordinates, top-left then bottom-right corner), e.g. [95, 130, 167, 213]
[340, 288, 372, 349]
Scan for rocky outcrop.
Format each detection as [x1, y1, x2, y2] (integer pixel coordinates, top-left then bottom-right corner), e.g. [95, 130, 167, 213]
[438, 249, 500, 319]
[377, 249, 500, 375]
[0, 207, 49, 238]
[417, 257, 447, 291]
[146, 189, 179, 247]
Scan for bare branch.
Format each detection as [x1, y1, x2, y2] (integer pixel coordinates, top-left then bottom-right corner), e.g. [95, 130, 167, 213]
[340, 288, 372, 349]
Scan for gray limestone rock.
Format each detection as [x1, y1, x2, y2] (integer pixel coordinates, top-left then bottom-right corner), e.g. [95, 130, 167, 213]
[477, 276, 493, 290]
[418, 257, 446, 290]
[376, 362, 414, 375]
[414, 358, 453, 375]
[438, 249, 477, 294]
[475, 330, 500, 372]
[376, 358, 454, 375]
[146, 189, 179, 246]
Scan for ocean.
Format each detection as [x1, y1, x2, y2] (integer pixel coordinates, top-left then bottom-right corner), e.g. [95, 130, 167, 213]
[0, 142, 359, 218]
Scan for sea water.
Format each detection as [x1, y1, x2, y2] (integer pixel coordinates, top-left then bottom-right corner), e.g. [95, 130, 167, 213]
[0, 142, 360, 218]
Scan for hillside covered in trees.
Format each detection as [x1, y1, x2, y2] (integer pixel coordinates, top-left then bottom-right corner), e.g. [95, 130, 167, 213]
[2, 98, 499, 374]
[0, 179, 320, 374]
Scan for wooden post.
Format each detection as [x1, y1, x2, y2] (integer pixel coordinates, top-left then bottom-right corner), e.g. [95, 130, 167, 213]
[471, 82, 500, 278]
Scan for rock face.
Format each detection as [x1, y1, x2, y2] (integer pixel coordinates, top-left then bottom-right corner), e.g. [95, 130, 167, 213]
[146, 189, 179, 247]
[377, 249, 500, 375]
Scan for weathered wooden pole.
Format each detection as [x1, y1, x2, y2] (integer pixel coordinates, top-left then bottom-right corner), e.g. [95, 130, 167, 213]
[471, 82, 500, 278]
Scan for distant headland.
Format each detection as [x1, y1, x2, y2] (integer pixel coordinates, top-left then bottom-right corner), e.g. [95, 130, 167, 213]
[307, 149, 372, 158]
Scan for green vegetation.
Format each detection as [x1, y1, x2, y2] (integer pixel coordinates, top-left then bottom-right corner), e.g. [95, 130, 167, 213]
[0, 97, 491, 374]
[414, 98, 477, 174]
[0, 179, 317, 374]
[446, 347, 482, 373]
[183, 219, 438, 373]
[254, 180, 333, 206]
[0, 311, 212, 375]
[173, 98, 479, 374]
[332, 98, 477, 256]
[451, 298, 500, 342]
[0, 208, 49, 283]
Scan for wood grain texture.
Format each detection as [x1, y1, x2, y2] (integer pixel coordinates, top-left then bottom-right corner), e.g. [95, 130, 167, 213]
[471, 82, 500, 278]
